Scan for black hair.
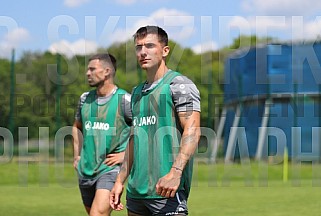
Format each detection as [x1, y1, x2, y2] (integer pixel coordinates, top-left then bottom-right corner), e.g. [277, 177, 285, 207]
[88, 53, 117, 73]
[133, 25, 168, 46]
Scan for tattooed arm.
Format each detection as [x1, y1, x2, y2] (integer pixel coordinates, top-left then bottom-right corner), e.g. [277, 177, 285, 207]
[156, 111, 201, 198]
[172, 111, 201, 171]
[110, 129, 134, 210]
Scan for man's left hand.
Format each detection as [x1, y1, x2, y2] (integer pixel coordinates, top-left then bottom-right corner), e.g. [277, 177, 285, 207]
[104, 152, 125, 166]
[155, 168, 182, 198]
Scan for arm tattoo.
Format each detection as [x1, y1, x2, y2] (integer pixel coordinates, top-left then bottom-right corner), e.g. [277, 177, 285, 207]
[182, 134, 197, 146]
[120, 165, 127, 174]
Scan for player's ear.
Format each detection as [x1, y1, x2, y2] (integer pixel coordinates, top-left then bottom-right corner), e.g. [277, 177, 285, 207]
[162, 46, 170, 58]
[104, 67, 111, 78]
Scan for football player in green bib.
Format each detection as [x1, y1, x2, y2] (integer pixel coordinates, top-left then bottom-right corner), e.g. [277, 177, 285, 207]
[110, 26, 201, 216]
[73, 53, 132, 215]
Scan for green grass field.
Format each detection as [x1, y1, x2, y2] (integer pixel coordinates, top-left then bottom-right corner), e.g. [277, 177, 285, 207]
[1, 160, 321, 215]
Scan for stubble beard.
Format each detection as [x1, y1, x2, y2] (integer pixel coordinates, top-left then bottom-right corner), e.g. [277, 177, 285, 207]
[88, 80, 103, 88]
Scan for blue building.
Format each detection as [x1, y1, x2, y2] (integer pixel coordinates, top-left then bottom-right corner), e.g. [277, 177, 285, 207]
[222, 43, 321, 161]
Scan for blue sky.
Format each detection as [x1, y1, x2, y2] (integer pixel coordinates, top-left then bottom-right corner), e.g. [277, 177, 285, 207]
[1, 0, 321, 58]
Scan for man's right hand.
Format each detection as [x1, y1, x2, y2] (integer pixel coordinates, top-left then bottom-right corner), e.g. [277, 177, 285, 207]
[110, 181, 124, 211]
[73, 156, 80, 170]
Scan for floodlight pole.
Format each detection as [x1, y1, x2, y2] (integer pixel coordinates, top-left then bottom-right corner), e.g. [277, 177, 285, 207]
[55, 54, 61, 133]
[9, 49, 15, 135]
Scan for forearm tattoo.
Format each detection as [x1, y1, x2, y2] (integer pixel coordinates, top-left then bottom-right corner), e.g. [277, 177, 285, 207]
[174, 120, 200, 170]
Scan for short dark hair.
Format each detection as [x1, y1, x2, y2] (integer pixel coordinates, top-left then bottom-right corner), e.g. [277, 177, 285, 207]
[133, 26, 168, 46]
[88, 53, 117, 73]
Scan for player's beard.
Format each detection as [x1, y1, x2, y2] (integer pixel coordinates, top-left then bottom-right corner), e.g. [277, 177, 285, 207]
[88, 79, 103, 88]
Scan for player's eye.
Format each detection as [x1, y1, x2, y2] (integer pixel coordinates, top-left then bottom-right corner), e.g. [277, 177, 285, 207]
[135, 45, 143, 52]
[144, 43, 155, 48]
[88, 67, 95, 73]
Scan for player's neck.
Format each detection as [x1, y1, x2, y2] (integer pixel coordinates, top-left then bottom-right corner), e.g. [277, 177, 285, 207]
[146, 62, 168, 84]
[96, 83, 116, 97]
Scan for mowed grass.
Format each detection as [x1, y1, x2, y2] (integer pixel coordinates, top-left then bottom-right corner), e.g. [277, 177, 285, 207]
[1, 160, 321, 215]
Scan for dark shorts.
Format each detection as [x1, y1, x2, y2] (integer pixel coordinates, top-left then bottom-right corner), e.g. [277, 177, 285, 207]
[78, 168, 119, 207]
[126, 190, 188, 216]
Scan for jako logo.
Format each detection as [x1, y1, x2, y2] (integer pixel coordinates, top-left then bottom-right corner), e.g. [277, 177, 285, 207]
[133, 115, 157, 127]
[85, 121, 110, 131]
[85, 121, 92, 130]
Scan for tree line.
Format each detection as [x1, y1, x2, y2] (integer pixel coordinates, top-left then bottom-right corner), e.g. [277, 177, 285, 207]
[0, 36, 271, 140]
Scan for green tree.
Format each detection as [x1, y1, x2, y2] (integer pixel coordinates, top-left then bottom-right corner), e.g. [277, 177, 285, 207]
[0, 34, 278, 139]
[0, 58, 11, 128]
